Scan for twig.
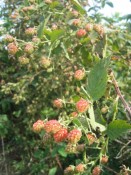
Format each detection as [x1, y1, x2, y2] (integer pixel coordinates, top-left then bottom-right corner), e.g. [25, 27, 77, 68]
[1, 137, 8, 175]
[55, 155, 63, 170]
[115, 140, 131, 159]
[115, 139, 125, 145]
[103, 165, 118, 174]
[110, 70, 131, 120]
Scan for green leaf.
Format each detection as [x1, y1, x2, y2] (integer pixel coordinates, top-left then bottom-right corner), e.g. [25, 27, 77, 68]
[106, 1, 114, 8]
[106, 120, 131, 140]
[50, 29, 64, 42]
[61, 42, 70, 60]
[58, 148, 67, 157]
[48, 167, 57, 175]
[79, 114, 106, 132]
[87, 60, 108, 101]
[101, 0, 106, 8]
[70, 0, 86, 14]
[88, 106, 106, 132]
[88, 105, 96, 129]
[0, 114, 8, 122]
[73, 118, 82, 127]
[49, 1, 60, 9]
[37, 14, 51, 38]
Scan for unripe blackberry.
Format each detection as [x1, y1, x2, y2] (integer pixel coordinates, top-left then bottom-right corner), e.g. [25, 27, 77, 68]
[74, 69, 85, 80]
[120, 171, 129, 175]
[64, 166, 74, 175]
[101, 106, 108, 114]
[86, 133, 96, 145]
[94, 24, 104, 36]
[24, 43, 34, 54]
[25, 27, 36, 36]
[76, 86, 81, 92]
[29, 0, 35, 3]
[76, 29, 86, 38]
[76, 99, 90, 113]
[85, 23, 93, 32]
[43, 133, 52, 145]
[53, 128, 68, 142]
[76, 144, 85, 152]
[51, 24, 58, 30]
[64, 90, 69, 96]
[70, 111, 78, 118]
[18, 56, 29, 65]
[33, 119, 45, 133]
[65, 143, 77, 154]
[24, 16, 30, 21]
[72, 19, 81, 26]
[7, 43, 18, 55]
[75, 163, 85, 173]
[22, 6, 35, 12]
[45, 0, 52, 4]
[44, 120, 62, 134]
[10, 12, 19, 19]
[92, 166, 101, 175]
[28, 5, 35, 10]
[111, 56, 119, 61]
[22, 7, 29, 12]
[67, 48, 73, 53]
[40, 57, 51, 68]
[53, 99, 63, 108]
[5, 35, 14, 42]
[67, 129, 82, 144]
[100, 155, 108, 164]
[71, 10, 79, 17]
[32, 36, 40, 43]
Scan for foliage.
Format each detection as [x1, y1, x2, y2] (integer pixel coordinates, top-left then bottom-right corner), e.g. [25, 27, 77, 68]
[0, 0, 131, 175]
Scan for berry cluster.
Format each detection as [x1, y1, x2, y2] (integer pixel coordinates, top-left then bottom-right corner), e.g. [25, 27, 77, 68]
[33, 119, 45, 133]
[44, 120, 62, 134]
[53, 99, 63, 109]
[76, 23, 105, 38]
[76, 98, 90, 113]
[7, 43, 18, 55]
[86, 133, 97, 145]
[25, 27, 36, 36]
[74, 69, 85, 81]
[40, 57, 51, 68]
[24, 43, 34, 54]
[67, 129, 82, 144]
[33, 119, 83, 145]
[5, 35, 14, 43]
[64, 163, 85, 174]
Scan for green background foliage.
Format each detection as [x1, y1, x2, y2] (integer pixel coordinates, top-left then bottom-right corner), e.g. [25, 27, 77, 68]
[0, 0, 131, 174]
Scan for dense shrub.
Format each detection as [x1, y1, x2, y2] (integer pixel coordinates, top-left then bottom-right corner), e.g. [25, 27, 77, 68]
[0, 0, 131, 174]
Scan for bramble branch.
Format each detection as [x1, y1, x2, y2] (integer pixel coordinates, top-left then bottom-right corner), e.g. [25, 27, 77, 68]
[110, 70, 131, 120]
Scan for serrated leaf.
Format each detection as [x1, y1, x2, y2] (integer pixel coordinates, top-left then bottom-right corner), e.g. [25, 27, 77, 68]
[48, 167, 57, 175]
[106, 120, 131, 140]
[87, 60, 108, 101]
